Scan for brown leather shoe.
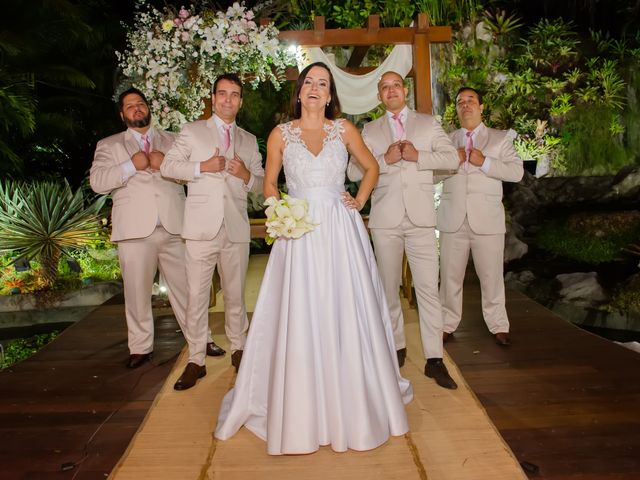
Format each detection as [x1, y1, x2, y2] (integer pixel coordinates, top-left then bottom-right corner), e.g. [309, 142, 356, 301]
[494, 332, 511, 346]
[173, 362, 206, 391]
[424, 359, 458, 390]
[396, 348, 407, 368]
[127, 352, 153, 369]
[443, 332, 454, 343]
[231, 350, 243, 373]
[206, 341, 226, 357]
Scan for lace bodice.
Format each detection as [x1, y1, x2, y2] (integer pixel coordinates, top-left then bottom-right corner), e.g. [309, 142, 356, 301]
[279, 119, 347, 191]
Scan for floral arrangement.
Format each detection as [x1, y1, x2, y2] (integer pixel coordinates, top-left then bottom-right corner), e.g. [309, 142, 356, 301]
[264, 195, 317, 245]
[116, 2, 296, 130]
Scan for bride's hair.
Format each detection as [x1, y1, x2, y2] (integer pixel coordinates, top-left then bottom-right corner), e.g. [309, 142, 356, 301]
[291, 62, 341, 120]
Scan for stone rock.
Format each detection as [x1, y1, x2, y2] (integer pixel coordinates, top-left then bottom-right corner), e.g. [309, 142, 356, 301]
[504, 228, 528, 263]
[505, 270, 536, 291]
[555, 272, 607, 307]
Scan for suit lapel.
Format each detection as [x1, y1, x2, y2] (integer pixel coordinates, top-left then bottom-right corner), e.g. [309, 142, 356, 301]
[123, 130, 140, 157]
[378, 116, 394, 146]
[474, 123, 490, 151]
[405, 110, 417, 141]
[234, 126, 244, 159]
[206, 117, 221, 150]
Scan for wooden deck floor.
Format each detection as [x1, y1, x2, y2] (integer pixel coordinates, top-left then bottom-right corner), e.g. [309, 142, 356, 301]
[446, 276, 640, 480]
[1, 258, 639, 479]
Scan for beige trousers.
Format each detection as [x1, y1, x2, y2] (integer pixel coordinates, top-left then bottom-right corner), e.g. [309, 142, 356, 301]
[371, 215, 444, 359]
[185, 225, 249, 366]
[439, 217, 509, 334]
[117, 226, 189, 355]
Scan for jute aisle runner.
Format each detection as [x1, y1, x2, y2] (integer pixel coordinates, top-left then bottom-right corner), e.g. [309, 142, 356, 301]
[110, 257, 526, 480]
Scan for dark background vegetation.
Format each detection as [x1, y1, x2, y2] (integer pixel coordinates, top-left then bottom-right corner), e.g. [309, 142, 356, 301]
[1, 0, 638, 185]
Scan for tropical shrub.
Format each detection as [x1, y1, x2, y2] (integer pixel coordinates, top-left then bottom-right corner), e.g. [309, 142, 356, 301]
[0, 180, 106, 287]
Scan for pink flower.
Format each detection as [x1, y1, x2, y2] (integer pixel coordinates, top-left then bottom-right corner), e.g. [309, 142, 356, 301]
[178, 7, 189, 19]
[245, 10, 254, 20]
[238, 34, 248, 43]
[181, 31, 190, 41]
[174, 18, 183, 27]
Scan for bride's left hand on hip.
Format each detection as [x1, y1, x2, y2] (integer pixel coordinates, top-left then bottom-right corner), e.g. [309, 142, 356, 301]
[341, 192, 362, 211]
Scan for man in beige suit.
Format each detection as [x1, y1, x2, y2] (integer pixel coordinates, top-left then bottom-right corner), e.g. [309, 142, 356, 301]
[90, 87, 190, 369]
[161, 74, 264, 390]
[348, 71, 459, 389]
[437, 87, 524, 346]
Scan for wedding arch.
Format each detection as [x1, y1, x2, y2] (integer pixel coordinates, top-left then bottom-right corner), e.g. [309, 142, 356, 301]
[275, 14, 452, 114]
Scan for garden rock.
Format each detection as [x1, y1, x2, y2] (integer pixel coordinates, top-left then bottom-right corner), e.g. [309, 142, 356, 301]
[504, 224, 528, 262]
[555, 272, 607, 307]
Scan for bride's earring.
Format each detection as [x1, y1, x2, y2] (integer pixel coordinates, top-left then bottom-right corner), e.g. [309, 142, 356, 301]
[297, 97, 301, 103]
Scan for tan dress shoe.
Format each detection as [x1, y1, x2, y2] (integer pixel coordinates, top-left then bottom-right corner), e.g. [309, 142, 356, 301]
[174, 362, 206, 391]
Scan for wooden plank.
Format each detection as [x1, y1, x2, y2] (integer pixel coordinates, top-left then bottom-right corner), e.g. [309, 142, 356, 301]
[278, 25, 451, 47]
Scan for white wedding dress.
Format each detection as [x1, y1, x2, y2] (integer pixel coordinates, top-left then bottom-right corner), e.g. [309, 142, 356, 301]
[214, 119, 413, 455]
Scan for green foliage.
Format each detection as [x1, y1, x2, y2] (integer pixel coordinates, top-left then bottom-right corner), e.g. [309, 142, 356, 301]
[435, 13, 638, 176]
[537, 212, 640, 264]
[557, 104, 629, 175]
[608, 289, 640, 315]
[69, 240, 121, 282]
[0, 180, 106, 286]
[0, 331, 60, 369]
[331, 0, 378, 28]
[412, 0, 483, 26]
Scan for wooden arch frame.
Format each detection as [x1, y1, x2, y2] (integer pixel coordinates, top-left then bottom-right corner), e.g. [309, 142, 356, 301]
[275, 13, 452, 114]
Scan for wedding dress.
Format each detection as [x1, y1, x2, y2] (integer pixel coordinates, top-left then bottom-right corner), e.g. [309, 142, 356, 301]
[214, 119, 413, 455]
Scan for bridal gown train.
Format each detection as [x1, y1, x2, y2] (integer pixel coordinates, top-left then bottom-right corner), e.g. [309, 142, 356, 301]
[215, 119, 413, 455]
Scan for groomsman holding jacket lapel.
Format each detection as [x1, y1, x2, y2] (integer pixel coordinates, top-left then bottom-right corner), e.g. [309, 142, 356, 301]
[347, 71, 460, 390]
[90, 87, 190, 369]
[437, 87, 524, 346]
[161, 74, 264, 390]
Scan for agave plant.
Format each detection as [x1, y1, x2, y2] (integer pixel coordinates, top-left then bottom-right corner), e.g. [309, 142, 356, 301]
[0, 180, 106, 287]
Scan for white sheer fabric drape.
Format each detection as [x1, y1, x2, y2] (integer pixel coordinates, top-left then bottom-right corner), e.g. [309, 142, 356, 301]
[300, 45, 413, 114]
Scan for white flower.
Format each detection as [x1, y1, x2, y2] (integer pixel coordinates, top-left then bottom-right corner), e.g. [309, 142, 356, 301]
[162, 20, 174, 32]
[115, 2, 296, 131]
[264, 195, 317, 244]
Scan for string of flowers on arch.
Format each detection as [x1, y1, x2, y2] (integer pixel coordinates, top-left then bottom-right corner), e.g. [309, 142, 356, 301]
[116, 1, 297, 130]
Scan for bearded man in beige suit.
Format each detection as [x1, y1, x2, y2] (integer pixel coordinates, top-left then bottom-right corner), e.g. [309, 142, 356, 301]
[161, 74, 264, 390]
[348, 71, 459, 390]
[437, 87, 523, 346]
[90, 87, 191, 369]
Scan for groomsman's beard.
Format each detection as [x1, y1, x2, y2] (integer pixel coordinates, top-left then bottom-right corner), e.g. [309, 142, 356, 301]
[125, 113, 151, 129]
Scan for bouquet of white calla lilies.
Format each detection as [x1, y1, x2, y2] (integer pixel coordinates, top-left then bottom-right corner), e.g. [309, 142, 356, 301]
[264, 195, 316, 245]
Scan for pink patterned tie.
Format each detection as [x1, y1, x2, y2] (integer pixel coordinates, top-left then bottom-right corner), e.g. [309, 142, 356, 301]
[392, 113, 405, 141]
[142, 134, 150, 155]
[465, 130, 473, 170]
[222, 124, 232, 152]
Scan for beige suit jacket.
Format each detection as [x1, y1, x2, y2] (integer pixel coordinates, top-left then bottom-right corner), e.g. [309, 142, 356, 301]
[348, 110, 459, 229]
[160, 118, 263, 243]
[436, 123, 523, 235]
[90, 129, 185, 242]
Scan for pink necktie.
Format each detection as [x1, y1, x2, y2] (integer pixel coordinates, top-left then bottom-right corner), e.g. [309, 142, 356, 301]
[142, 134, 150, 155]
[392, 113, 405, 141]
[222, 124, 232, 152]
[465, 131, 473, 170]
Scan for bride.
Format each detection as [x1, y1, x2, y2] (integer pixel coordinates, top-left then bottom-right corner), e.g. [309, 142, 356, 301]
[214, 62, 413, 455]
